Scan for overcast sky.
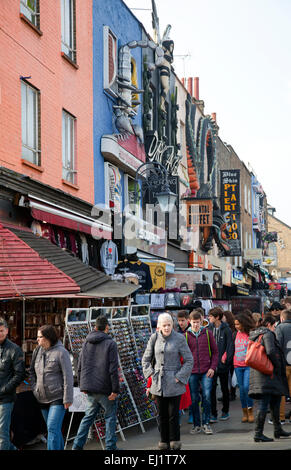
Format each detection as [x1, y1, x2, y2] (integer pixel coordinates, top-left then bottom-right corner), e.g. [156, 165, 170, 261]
[124, 0, 291, 227]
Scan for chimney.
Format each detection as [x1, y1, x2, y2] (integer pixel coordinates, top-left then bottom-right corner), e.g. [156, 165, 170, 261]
[211, 112, 217, 122]
[187, 77, 193, 96]
[181, 77, 185, 87]
[194, 77, 199, 100]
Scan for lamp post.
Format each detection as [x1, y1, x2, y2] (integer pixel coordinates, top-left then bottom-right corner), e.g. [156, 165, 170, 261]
[134, 161, 177, 214]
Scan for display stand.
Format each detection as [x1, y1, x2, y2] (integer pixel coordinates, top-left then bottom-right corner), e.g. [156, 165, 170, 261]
[129, 304, 152, 362]
[64, 308, 90, 366]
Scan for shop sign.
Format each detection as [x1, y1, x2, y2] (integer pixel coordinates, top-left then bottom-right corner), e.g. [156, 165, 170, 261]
[244, 249, 262, 261]
[232, 269, 244, 285]
[145, 131, 178, 175]
[220, 170, 241, 256]
[186, 199, 213, 227]
[124, 212, 167, 258]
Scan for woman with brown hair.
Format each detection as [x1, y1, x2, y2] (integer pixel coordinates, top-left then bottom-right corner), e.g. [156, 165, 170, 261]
[233, 313, 256, 423]
[30, 325, 74, 450]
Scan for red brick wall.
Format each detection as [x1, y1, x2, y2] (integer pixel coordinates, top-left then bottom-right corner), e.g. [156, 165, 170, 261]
[0, 1, 94, 204]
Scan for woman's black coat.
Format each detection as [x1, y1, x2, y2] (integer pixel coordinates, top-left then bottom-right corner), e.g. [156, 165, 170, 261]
[248, 326, 289, 399]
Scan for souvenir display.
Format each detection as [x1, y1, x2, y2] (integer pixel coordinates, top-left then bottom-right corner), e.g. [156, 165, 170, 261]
[64, 304, 157, 442]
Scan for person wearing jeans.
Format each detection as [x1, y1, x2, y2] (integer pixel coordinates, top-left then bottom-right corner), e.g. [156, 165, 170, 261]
[40, 404, 66, 450]
[0, 402, 18, 450]
[235, 366, 253, 410]
[189, 372, 213, 429]
[0, 318, 25, 450]
[185, 311, 218, 435]
[29, 325, 74, 451]
[73, 393, 118, 450]
[233, 313, 255, 423]
[72, 316, 120, 450]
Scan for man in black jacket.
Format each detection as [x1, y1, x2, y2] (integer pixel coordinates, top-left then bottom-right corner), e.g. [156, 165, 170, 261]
[72, 316, 119, 450]
[208, 308, 234, 422]
[0, 318, 25, 450]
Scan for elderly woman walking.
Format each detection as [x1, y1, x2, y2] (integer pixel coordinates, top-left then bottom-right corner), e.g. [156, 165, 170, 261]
[142, 313, 193, 450]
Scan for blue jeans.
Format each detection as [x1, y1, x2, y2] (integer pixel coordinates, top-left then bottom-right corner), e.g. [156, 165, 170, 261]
[189, 373, 213, 426]
[41, 404, 66, 450]
[72, 393, 118, 450]
[235, 367, 253, 409]
[0, 402, 17, 450]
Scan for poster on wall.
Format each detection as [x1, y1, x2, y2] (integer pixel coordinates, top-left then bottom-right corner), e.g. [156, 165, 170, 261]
[220, 169, 241, 256]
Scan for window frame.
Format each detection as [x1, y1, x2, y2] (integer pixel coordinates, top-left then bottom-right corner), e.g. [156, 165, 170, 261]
[103, 26, 118, 97]
[62, 109, 77, 185]
[21, 80, 41, 166]
[20, 0, 40, 29]
[61, 0, 77, 63]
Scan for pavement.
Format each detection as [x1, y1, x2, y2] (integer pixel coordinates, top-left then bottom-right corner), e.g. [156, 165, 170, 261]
[25, 394, 291, 451]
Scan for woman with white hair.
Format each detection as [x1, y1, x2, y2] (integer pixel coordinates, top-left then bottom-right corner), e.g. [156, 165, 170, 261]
[142, 313, 193, 450]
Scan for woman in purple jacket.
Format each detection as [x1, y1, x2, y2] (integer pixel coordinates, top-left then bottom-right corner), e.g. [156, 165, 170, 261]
[186, 311, 219, 435]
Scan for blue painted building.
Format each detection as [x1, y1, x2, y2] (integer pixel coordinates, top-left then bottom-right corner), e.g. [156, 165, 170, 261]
[92, 0, 144, 209]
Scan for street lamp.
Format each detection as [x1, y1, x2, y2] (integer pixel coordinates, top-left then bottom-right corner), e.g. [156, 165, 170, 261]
[134, 161, 177, 213]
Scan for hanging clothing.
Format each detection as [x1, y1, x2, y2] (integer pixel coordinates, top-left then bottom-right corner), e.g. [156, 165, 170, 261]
[128, 261, 153, 291]
[100, 240, 118, 275]
[80, 234, 89, 265]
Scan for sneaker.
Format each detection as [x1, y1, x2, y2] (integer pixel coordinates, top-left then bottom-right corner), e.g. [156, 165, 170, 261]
[202, 424, 213, 435]
[190, 426, 201, 434]
[220, 412, 230, 421]
[268, 419, 285, 425]
[210, 415, 218, 423]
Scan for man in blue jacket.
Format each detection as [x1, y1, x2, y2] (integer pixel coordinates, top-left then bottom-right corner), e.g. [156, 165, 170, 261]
[72, 316, 119, 450]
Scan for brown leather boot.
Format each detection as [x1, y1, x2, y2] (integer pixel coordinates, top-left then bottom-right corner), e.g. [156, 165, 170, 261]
[248, 407, 255, 423]
[242, 408, 248, 423]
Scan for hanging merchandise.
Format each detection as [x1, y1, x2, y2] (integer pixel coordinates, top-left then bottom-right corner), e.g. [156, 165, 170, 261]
[164, 291, 180, 307]
[145, 263, 166, 291]
[100, 240, 119, 275]
[79, 234, 89, 264]
[150, 293, 165, 309]
[128, 261, 153, 291]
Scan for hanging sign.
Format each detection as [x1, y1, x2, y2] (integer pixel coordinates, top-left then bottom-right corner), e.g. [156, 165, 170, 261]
[220, 170, 241, 256]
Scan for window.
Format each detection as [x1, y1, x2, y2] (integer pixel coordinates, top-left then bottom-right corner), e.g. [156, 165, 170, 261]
[20, 0, 40, 28]
[21, 81, 40, 165]
[103, 26, 118, 97]
[61, 0, 76, 62]
[62, 110, 76, 184]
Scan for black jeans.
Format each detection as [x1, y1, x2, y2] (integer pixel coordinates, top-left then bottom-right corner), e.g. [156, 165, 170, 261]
[211, 370, 230, 417]
[155, 395, 181, 443]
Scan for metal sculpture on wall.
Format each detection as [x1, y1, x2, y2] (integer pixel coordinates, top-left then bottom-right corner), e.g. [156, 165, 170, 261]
[185, 94, 231, 255]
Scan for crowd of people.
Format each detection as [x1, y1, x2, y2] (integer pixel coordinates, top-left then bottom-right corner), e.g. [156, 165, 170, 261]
[1, 298, 291, 451]
[142, 300, 291, 450]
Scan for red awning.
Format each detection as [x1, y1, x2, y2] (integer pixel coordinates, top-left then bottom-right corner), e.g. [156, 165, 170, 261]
[0, 224, 80, 298]
[31, 207, 112, 239]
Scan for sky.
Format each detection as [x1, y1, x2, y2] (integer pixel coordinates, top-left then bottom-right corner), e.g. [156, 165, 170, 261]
[123, 0, 291, 227]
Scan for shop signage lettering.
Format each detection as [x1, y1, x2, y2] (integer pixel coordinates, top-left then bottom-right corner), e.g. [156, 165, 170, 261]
[186, 199, 213, 227]
[145, 131, 178, 174]
[220, 170, 241, 256]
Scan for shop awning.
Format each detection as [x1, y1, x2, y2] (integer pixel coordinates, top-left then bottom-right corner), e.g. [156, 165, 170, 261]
[0, 224, 80, 298]
[7, 226, 139, 299]
[19, 195, 112, 239]
[76, 280, 140, 298]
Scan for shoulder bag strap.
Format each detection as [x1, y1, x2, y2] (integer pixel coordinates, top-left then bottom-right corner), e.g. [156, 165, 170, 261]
[206, 329, 212, 358]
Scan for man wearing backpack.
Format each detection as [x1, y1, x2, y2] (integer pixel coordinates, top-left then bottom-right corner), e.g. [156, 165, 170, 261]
[186, 311, 218, 435]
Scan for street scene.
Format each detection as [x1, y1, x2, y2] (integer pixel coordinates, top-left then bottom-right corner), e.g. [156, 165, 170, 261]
[1, 0, 291, 456]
